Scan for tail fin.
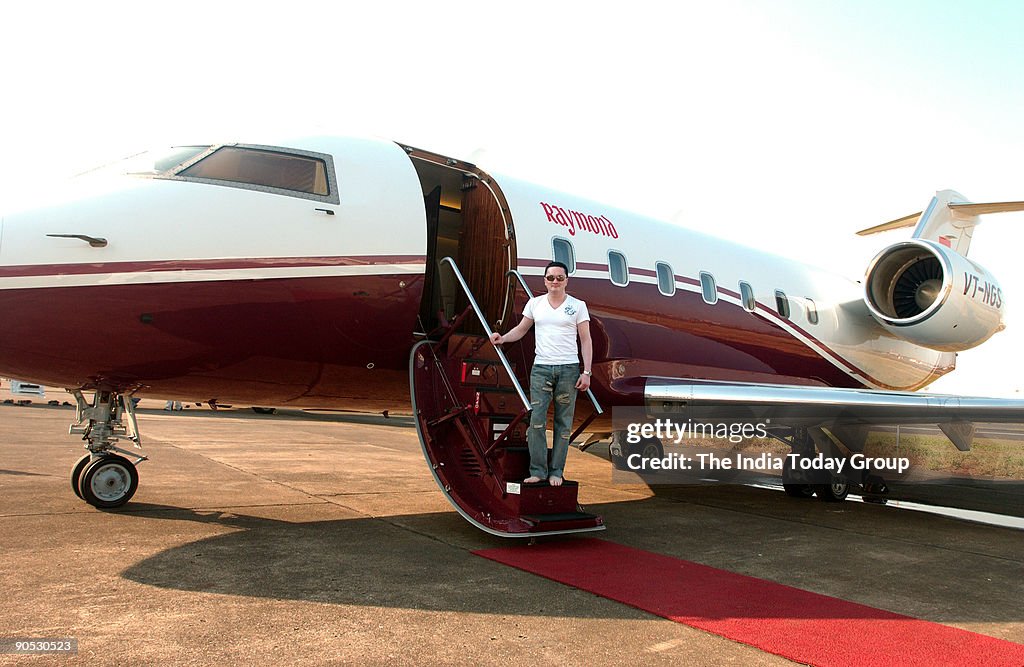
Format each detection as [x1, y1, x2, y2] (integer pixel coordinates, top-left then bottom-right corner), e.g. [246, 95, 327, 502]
[856, 189, 1024, 257]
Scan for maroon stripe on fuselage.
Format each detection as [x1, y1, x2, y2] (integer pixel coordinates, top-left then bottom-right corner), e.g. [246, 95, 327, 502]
[0, 273, 424, 408]
[501, 259, 932, 389]
[515, 265, 912, 390]
[719, 287, 741, 299]
[0, 255, 427, 278]
[514, 271, 863, 391]
[624, 265, 909, 388]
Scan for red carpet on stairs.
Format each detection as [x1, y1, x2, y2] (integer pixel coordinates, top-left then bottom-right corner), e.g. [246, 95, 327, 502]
[474, 538, 1024, 666]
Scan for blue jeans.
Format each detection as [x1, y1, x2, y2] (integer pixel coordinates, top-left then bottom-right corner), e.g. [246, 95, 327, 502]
[527, 363, 580, 479]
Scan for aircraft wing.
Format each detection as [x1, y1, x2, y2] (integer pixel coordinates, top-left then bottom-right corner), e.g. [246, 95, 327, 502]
[642, 378, 1024, 452]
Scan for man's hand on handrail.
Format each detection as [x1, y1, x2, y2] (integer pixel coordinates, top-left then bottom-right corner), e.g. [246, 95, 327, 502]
[490, 316, 534, 346]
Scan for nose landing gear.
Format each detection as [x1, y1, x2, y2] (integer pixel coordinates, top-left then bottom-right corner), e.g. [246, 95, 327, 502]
[68, 390, 147, 508]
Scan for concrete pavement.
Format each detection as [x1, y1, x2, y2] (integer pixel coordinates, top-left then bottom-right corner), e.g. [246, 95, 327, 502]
[1, 402, 1021, 665]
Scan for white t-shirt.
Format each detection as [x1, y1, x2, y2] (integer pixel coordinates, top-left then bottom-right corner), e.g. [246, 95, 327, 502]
[523, 294, 591, 365]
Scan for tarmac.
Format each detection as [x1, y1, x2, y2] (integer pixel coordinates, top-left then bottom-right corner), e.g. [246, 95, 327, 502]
[1, 397, 1022, 665]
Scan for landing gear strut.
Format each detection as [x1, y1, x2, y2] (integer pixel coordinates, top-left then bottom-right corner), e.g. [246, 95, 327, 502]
[68, 390, 147, 508]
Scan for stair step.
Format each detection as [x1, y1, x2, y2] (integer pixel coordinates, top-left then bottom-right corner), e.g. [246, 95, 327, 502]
[512, 480, 580, 515]
[483, 416, 526, 444]
[447, 334, 501, 363]
[471, 388, 523, 416]
[522, 511, 596, 523]
[521, 511, 604, 533]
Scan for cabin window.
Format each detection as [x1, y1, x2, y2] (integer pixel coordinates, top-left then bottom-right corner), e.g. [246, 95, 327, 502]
[739, 281, 756, 312]
[608, 250, 629, 287]
[806, 298, 819, 325]
[656, 262, 675, 296]
[775, 290, 790, 319]
[700, 272, 718, 304]
[552, 238, 576, 273]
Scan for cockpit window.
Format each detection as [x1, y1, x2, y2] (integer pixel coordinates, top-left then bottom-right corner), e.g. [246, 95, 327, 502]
[179, 147, 329, 196]
[117, 143, 339, 204]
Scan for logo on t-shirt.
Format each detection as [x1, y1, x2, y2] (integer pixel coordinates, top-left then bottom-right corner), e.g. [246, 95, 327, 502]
[564, 304, 577, 316]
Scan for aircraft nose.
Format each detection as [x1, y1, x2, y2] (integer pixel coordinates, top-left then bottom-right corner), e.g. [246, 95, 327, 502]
[0, 172, 152, 268]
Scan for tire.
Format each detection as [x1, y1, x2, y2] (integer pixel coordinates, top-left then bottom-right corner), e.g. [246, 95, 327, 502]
[80, 455, 139, 508]
[613, 437, 664, 467]
[814, 479, 850, 502]
[611, 436, 665, 471]
[631, 437, 665, 460]
[70, 454, 95, 499]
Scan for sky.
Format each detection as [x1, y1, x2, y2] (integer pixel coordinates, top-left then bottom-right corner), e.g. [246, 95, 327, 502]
[1, 0, 1021, 395]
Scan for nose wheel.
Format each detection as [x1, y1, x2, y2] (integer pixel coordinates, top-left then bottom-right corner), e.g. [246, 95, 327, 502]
[77, 455, 139, 508]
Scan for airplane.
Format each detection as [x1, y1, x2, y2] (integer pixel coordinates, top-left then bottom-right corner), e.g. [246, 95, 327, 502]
[2, 134, 1024, 537]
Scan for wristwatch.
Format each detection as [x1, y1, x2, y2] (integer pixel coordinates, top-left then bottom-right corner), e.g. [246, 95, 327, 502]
[582, 370, 592, 376]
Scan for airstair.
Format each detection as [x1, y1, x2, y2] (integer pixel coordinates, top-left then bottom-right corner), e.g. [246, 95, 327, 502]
[410, 257, 605, 537]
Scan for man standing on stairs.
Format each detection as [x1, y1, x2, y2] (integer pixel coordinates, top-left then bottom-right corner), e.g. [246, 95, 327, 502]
[490, 261, 593, 487]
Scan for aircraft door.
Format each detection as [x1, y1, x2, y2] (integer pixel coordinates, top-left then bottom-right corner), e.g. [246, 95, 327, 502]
[456, 176, 514, 331]
[405, 146, 516, 333]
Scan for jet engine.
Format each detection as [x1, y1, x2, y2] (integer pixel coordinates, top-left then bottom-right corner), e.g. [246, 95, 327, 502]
[863, 240, 1004, 351]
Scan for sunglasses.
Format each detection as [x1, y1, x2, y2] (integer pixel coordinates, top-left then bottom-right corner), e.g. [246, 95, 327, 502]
[545, 275, 567, 282]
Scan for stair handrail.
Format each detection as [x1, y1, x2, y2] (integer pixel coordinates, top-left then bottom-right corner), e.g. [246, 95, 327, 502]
[440, 257, 531, 412]
[505, 269, 604, 416]
[506, 268, 533, 302]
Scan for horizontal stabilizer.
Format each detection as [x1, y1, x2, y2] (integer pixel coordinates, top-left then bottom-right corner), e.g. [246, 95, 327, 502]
[948, 201, 1024, 216]
[855, 190, 1024, 256]
[856, 212, 921, 236]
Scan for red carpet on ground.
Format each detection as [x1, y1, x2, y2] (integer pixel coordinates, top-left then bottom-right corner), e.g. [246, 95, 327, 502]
[474, 538, 1024, 666]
